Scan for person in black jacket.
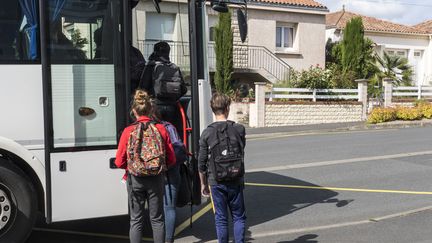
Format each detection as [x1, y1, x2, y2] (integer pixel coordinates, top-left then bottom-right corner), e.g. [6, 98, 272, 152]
[138, 41, 187, 137]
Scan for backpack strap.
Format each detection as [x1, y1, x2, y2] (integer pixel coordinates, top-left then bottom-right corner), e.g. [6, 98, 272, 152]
[227, 122, 245, 155]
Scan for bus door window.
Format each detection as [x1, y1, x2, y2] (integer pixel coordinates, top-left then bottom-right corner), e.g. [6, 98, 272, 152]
[47, 0, 123, 148]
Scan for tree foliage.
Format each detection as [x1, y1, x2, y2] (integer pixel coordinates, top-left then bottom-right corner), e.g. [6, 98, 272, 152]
[71, 29, 88, 49]
[376, 52, 413, 86]
[214, 12, 234, 94]
[341, 17, 368, 78]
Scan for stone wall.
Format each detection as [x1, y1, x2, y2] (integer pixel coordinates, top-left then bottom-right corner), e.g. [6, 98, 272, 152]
[265, 102, 363, 126]
[231, 9, 248, 69]
[228, 102, 250, 125]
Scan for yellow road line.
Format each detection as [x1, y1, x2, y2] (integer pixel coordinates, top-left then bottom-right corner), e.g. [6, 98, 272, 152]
[174, 203, 213, 236]
[245, 182, 432, 195]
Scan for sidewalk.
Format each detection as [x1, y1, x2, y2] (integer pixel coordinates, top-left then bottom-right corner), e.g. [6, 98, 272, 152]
[246, 119, 432, 138]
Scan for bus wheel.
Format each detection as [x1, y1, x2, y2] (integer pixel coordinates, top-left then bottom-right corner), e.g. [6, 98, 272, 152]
[0, 158, 37, 243]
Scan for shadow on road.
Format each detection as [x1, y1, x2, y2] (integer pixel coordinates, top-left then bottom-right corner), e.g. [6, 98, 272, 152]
[28, 171, 353, 243]
[179, 171, 352, 242]
[277, 234, 319, 243]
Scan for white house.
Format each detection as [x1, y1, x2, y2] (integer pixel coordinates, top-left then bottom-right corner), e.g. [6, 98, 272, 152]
[326, 10, 432, 86]
[133, 0, 328, 85]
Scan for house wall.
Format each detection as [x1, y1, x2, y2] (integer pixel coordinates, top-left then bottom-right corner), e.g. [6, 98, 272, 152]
[367, 32, 430, 86]
[134, 1, 190, 43]
[248, 9, 326, 70]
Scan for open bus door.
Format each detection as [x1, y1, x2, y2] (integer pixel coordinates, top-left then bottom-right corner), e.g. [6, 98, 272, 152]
[40, 0, 131, 222]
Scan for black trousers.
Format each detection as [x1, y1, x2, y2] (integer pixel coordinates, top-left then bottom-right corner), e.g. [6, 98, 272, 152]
[156, 103, 183, 140]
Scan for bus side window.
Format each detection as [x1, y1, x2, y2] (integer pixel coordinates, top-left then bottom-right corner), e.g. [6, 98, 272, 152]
[0, 1, 40, 62]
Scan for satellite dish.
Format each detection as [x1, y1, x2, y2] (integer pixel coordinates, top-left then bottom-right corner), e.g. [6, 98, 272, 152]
[237, 8, 247, 43]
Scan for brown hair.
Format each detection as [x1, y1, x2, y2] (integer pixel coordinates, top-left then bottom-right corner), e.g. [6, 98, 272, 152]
[210, 92, 231, 116]
[132, 89, 152, 116]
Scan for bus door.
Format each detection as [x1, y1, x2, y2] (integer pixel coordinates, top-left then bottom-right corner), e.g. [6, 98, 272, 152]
[44, 0, 129, 222]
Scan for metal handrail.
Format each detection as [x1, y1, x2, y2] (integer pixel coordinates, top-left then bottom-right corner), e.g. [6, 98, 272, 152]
[137, 40, 291, 82]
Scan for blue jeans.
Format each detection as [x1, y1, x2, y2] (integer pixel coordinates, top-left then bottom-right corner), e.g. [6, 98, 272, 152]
[210, 184, 246, 243]
[164, 165, 181, 242]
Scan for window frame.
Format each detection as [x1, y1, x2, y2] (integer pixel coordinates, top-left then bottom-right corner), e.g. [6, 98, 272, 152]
[276, 23, 296, 52]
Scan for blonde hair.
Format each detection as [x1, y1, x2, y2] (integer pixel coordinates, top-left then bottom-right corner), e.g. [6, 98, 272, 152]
[210, 92, 231, 115]
[132, 89, 152, 116]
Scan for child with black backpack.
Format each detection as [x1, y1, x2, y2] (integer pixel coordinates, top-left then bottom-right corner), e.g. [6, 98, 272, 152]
[198, 93, 247, 243]
[115, 90, 176, 243]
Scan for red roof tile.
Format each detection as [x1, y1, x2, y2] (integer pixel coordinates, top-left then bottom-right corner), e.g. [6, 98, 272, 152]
[326, 10, 428, 35]
[413, 20, 432, 34]
[249, 0, 327, 9]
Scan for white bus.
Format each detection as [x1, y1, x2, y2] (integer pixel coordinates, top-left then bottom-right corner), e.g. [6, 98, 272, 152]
[0, 0, 246, 242]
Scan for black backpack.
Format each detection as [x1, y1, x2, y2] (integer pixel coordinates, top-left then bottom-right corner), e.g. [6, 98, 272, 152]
[208, 121, 245, 182]
[152, 61, 186, 101]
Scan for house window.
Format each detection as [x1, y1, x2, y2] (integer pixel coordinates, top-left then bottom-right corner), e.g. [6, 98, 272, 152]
[276, 24, 295, 49]
[396, 51, 406, 57]
[146, 13, 175, 40]
[386, 49, 407, 58]
[414, 51, 422, 57]
[209, 26, 216, 42]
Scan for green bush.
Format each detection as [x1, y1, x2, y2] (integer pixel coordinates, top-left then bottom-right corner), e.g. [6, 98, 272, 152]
[395, 107, 422, 121]
[367, 108, 396, 124]
[282, 65, 332, 89]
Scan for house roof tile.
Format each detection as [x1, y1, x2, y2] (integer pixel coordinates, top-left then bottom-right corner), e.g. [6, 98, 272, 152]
[249, 0, 327, 9]
[413, 20, 432, 34]
[326, 10, 428, 35]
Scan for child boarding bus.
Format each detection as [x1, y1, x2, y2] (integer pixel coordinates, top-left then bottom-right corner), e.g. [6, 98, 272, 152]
[0, 0, 222, 241]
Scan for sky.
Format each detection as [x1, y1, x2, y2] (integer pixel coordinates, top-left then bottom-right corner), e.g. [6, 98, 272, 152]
[318, 0, 432, 26]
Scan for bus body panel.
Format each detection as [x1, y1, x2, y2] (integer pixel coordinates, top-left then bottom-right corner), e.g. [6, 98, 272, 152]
[0, 136, 46, 198]
[0, 65, 45, 149]
[50, 150, 127, 222]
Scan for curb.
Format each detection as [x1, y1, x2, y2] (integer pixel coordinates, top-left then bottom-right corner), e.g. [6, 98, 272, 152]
[246, 120, 432, 139]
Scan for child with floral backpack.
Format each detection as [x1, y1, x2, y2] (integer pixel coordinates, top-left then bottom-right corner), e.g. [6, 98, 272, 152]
[115, 90, 175, 243]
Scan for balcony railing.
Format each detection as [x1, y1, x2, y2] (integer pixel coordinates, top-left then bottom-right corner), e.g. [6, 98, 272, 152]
[137, 40, 291, 82]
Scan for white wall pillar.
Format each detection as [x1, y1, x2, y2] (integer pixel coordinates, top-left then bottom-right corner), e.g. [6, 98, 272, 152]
[249, 82, 266, 127]
[355, 79, 369, 120]
[383, 78, 393, 107]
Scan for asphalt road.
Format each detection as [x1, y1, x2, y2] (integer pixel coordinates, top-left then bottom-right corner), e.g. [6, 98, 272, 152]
[27, 127, 432, 243]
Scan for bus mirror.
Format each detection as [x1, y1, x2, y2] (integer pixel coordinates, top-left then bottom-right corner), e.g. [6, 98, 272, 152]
[152, 0, 162, 13]
[130, 0, 139, 8]
[237, 8, 247, 43]
[211, 1, 229, 13]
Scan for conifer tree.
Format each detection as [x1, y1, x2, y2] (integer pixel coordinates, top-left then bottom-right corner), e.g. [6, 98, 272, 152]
[341, 17, 365, 78]
[214, 11, 234, 94]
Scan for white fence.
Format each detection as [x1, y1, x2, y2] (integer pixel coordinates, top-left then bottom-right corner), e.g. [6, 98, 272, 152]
[392, 86, 432, 99]
[267, 88, 359, 102]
